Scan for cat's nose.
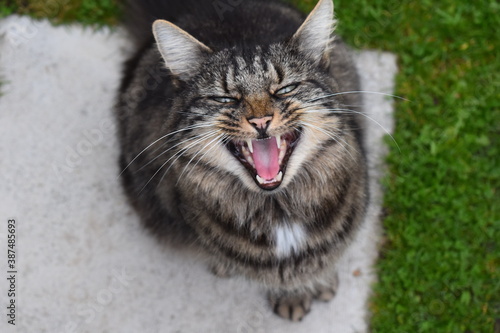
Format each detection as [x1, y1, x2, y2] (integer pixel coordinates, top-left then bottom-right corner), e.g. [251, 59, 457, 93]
[248, 116, 272, 134]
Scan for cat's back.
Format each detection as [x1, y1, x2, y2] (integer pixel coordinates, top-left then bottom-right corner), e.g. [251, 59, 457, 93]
[127, 0, 305, 50]
[180, 1, 305, 49]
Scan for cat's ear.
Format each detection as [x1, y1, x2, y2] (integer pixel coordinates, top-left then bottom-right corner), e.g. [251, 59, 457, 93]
[153, 20, 212, 80]
[290, 0, 336, 64]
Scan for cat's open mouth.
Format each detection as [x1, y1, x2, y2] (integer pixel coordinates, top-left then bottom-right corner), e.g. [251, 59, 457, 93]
[227, 131, 300, 190]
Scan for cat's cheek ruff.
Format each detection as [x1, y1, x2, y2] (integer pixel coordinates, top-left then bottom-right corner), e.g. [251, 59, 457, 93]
[281, 128, 323, 186]
[209, 146, 264, 192]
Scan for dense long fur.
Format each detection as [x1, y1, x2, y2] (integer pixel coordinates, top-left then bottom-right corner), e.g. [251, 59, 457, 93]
[116, 0, 368, 321]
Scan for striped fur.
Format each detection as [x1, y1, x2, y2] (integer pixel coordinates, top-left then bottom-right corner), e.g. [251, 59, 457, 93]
[116, 0, 368, 321]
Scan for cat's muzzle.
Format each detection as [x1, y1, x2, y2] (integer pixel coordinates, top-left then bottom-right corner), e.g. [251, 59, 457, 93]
[227, 130, 301, 190]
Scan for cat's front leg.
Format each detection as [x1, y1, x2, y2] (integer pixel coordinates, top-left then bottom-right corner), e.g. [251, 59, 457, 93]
[313, 271, 340, 302]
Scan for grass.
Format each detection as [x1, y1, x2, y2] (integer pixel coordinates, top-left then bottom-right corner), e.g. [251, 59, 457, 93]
[330, 1, 500, 331]
[2, 0, 499, 331]
[0, 0, 120, 25]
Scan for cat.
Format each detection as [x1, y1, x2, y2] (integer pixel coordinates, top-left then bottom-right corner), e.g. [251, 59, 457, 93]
[116, 0, 368, 321]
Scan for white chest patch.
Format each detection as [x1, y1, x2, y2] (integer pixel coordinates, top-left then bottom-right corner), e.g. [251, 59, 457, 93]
[274, 223, 307, 258]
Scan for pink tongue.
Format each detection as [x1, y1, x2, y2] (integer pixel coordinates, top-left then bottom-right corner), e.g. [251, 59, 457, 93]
[252, 137, 280, 180]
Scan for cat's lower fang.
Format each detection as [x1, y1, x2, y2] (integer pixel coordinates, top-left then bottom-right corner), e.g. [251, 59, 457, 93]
[278, 140, 287, 164]
[256, 171, 283, 185]
[276, 171, 283, 182]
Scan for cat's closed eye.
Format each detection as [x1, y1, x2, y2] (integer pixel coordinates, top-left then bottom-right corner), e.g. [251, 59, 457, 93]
[275, 84, 299, 96]
[210, 96, 239, 104]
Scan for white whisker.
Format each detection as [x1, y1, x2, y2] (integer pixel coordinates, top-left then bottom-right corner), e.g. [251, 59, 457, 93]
[183, 134, 230, 183]
[156, 131, 221, 188]
[139, 131, 219, 192]
[138, 130, 218, 172]
[305, 108, 401, 152]
[305, 90, 409, 104]
[176, 133, 225, 184]
[299, 121, 357, 162]
[118, 122, 214, 178]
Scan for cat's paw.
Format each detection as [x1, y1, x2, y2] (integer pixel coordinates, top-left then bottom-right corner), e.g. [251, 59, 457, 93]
[314, 286, 337, 302]
[314, 273, 339, 302]
[269, 294, 312, 322]
[209, 261, 235, 278]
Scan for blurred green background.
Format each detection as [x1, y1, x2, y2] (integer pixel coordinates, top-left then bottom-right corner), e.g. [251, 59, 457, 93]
[1, 0, 498, 331]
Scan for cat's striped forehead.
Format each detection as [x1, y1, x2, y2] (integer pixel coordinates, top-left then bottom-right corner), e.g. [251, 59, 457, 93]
[228, 56, 279, 92]
[206, 46, 303, 95]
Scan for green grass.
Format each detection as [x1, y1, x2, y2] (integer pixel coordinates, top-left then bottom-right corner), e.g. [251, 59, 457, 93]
[2, 0, 499, 331]
[0, 1, 15, 17]
[0, 0, 120, 24]
[333, 2, 499, 332]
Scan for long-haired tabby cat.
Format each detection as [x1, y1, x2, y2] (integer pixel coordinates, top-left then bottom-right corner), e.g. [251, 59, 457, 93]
[116, 0, 368, 321]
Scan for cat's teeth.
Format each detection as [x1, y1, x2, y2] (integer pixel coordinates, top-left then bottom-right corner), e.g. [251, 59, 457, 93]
[276, 171, 283, 182]
[246, 139, 254, 153]
[276, 135, 281, 148]
[242, 146, 255, 167]
[278, 140, 287, 164]
[256, 172, 283, 185]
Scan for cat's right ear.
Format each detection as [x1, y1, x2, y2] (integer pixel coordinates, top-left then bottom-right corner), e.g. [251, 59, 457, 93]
[153, 20, 212, 81]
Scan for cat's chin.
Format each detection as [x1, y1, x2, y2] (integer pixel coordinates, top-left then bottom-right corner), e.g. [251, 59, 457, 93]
[226, 130, 301, 191]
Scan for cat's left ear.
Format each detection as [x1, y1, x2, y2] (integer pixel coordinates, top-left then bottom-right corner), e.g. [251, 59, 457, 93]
[153, 20, 213, 81]
[290, 0, 336, 65]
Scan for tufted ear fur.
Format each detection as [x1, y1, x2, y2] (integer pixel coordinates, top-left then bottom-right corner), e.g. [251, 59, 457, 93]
[290, 0, 336, 65]
[152, 20, 212, 80]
